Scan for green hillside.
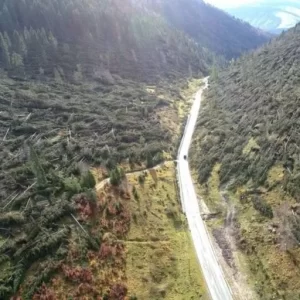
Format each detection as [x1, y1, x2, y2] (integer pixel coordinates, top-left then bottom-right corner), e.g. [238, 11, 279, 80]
[0, 0, 272, 298]
[191, 24, 300, 299]
[0, 0, 214, 81]
[0, 0, 270, 82]
[148, 0, 270, 58]
[0, 72, 198, 298]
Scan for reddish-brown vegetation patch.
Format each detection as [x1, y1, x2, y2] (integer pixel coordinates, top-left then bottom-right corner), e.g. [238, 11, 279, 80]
[75, 194, 97, 221]
[62, 265, 93, 283]
[97, 184, 131, 237]
[33, 284, 57, 300]
[43, 183, 132, 299]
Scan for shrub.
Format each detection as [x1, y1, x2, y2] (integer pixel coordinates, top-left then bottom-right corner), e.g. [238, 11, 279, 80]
[64, 177, 82, 199]
[0, 212, 25, 226]
[290, 215, 300, 243]
[153, 152, 164, 165]
[138, 174, 145, 185]
[80, 171, 96, 190]
[251, 196, 273, 218]
[146, 154, 154, 168]
[110, 168, 125, 186]
[132, 186, 139, 201]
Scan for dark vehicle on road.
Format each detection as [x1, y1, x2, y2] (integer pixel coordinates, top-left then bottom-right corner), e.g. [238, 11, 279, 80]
[184, 155, 187, 160]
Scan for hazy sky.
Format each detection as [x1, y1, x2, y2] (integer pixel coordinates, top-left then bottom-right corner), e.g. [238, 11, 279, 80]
[205, 0, 259, 9]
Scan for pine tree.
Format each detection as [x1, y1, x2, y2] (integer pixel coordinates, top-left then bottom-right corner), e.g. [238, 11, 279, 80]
[54, 67, 63, 83]
[0, 33, 11, 69]
[146, 154, 154, 168]
[37, 29, 49, 66]
[80, 171, 96, 189]
[73, 64, 83, 82]
[30, 146, 47, 187]
[211, 62, 218, 81]
[10, 52, 24, 76]
[110, 168, 123, 186]
[23, 27, 30, 41]
[40, 28, 49, 46]
[4, 32, 12, 49]
[0, 5, 13, 32]
[13, 30, 27, 57]
[27, 29, 42, 70]
[48, 31, 58, 49]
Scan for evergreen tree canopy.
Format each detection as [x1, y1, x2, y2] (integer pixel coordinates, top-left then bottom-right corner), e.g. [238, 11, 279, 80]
[0, 0, 269, 82]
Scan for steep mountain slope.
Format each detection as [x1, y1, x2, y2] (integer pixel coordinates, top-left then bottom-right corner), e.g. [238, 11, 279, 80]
[0, 73, 203, 299]
[0, 1, 217, 299]
[0, 0, 270, 83]
[148, 0, 270, 58]
[191, 24, 300, 299]
[0, 0, 214, 82]
[0, 0, 272, 299]
[227, 0, 300, 34]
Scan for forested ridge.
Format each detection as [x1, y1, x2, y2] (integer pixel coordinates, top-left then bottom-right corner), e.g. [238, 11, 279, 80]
[0, 0, 215, 82]
[194, 25, 300, 200]
[191, 24, 300, 299]
[0, 0, 270, 82]
[147, 0, 270, 59]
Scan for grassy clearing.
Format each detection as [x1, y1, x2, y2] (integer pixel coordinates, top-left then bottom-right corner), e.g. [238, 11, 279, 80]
[157, 78, 204, 147]
[197, 161, 300, 299]
[183, 78, 204, 99]
[204, 164, 223, 211]
[266, 165, 285, 190]
[126, 161, 209, 299]
[235, 182, 300, 299]
[242, 137, 260, 156]
[192, 163, 224, 215]
[179, 78, 203, 119]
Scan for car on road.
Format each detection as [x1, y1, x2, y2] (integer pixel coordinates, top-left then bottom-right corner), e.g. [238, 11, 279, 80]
[184, 155, 187, 160]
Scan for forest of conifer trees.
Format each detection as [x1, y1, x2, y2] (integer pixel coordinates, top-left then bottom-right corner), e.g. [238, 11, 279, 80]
[0, 0, 216, 82]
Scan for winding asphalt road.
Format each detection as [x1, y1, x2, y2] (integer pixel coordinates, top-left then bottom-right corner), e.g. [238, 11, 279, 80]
[177, 78, 233, 300]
